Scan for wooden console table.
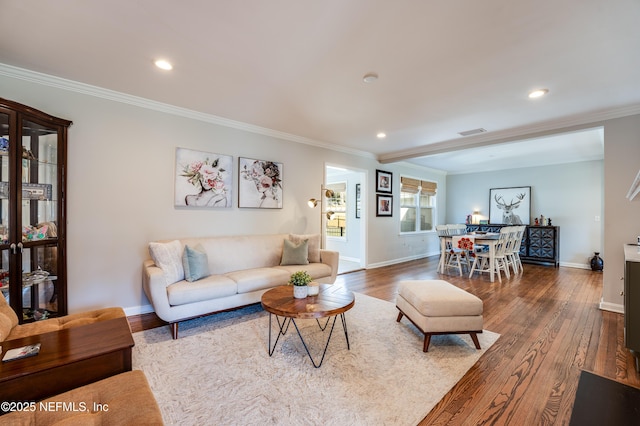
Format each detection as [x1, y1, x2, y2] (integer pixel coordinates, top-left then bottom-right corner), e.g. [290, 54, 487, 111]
[0, 317, 134, 408]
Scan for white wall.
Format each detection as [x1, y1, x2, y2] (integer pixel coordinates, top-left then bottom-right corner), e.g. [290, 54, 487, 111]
[0, 69, 445, 315]
[446, 160, 604, 268]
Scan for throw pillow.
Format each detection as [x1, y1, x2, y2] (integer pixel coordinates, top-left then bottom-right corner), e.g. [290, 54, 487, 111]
[182, 244, 210, 282]
[289, 233, 320, 263]
[149, 240, 185, 285]
[280, 239, 309, 266]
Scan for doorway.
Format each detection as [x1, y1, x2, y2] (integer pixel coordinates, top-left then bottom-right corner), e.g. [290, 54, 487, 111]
[325, 164, 366, 274]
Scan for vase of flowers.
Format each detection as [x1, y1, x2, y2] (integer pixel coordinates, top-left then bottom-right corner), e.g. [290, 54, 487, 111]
[288, 271, 312, 299]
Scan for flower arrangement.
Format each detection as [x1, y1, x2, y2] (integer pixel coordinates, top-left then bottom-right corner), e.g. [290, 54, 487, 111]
[181, 157, 227, 194]
[240, 159, 282, 206]
[288, 271, 312, 286]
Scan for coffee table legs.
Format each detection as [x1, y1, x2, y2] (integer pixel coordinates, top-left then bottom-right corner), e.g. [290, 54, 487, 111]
[267, 313, 350, 368]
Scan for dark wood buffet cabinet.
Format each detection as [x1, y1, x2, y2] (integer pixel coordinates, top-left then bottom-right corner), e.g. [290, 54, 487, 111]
[466, 224, 560, 267]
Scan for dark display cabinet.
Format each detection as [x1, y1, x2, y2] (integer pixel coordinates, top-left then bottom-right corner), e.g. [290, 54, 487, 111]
[0, 98, 71, 323]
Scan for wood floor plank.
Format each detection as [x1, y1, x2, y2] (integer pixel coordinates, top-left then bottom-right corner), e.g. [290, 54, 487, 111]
[129, 256, 640, 425]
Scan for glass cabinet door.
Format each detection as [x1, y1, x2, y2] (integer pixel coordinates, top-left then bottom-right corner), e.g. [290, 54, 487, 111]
[18, 119, 60, 321]
[0, 110, 11, 313]
[0, 98, 69, 323]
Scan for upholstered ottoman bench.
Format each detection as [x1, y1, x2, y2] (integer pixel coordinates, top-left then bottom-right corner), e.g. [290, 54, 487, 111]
[396, 280, 483, 352]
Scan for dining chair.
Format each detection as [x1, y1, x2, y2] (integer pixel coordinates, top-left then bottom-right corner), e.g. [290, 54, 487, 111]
[469, 227, 511, 282]
[447, 223, 467, 236]
[506, 225, 526, 274]
[436, 225, 452, 272]
[447, 235, 475, 275]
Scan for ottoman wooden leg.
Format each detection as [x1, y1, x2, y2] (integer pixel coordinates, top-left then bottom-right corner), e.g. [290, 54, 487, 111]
[423, 334, 432, 352]
[396, 311, 404, 322]
[470, 332, 481, 350]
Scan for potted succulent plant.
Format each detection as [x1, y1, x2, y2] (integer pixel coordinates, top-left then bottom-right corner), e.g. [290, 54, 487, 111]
[288, 270, 312, 298]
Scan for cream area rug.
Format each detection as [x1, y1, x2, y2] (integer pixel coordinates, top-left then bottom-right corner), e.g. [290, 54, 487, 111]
[133, 293, 500, 426]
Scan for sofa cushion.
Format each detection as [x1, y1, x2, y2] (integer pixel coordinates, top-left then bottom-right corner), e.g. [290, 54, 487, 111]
[183, 244, 210, 282]
[182, 234, 286, 275]
[273, 263, 332, 281]
[226, 268, 290, 294]
[289, 234, 320, 263]
[280, 239, 309, 266]
[149, 240, 184, 285]
[6, 307, 126, 341]
[167, 275, 237, 306]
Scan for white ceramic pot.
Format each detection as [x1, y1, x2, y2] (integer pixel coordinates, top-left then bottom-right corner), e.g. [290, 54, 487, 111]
[293, 285, 308, 299]
[307, 282, 320, 296]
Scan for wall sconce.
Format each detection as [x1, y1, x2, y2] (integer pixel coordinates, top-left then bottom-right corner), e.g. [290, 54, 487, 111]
[307, 189, 334, 208]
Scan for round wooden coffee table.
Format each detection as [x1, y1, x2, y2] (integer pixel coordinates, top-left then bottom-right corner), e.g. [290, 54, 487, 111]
[261, 284, 355, 368]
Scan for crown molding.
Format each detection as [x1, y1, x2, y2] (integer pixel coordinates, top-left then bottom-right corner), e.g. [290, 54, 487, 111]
[0, 63, 376, 160]
[379, 103, 640, 164]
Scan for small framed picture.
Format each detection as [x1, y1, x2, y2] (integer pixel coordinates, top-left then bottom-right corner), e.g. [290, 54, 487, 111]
[376, 169, 392, 193]
[376, 194, 393, 217]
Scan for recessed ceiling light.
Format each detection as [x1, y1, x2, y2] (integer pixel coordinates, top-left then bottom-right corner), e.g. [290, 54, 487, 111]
[528, 88, 549, 98]
[363, 73, 378, 83]
[376, 132, 386, 139]
[154, 59, 173, 70]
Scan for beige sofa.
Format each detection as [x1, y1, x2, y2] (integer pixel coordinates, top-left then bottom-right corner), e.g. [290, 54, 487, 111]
[142, 233, 338, 338]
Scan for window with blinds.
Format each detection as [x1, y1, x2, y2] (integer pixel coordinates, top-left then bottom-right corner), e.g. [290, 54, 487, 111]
[400, 177, 437, 233]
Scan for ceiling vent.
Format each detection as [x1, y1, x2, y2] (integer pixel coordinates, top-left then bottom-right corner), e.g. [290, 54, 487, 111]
[458, 128, 487, 137]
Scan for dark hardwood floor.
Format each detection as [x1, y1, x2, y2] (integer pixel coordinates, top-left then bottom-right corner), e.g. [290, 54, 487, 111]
[128, 256, 639, 425]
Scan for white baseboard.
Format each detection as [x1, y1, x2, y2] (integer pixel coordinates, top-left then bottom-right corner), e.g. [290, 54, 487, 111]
[124, 304, 155, 317]
[559, 262, 590, 269]
[367, 253, 434, 269]
[599, 299, 624, 314]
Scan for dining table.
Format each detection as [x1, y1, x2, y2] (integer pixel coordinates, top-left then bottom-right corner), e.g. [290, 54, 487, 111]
[438, 232, 501, 282]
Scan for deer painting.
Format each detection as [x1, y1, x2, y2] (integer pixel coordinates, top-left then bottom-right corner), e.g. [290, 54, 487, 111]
[494, 193, 526, 224]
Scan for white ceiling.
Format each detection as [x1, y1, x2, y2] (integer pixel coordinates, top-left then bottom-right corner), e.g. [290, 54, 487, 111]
[0, 0, 637, 173]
